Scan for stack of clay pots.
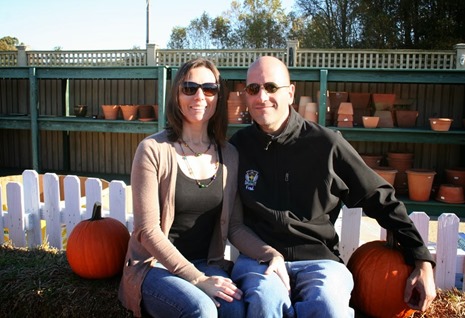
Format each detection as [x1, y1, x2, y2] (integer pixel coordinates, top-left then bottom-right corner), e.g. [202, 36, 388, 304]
[337, 102, 354, 127]
[227, 91, 250, 124]
[387, 152, 414, 194]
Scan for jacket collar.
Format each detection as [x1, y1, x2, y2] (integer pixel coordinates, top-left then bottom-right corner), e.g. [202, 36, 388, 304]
[251, 106, 306, 150]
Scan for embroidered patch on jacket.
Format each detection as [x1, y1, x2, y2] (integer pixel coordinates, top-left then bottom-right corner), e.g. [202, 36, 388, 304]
[245, 170, 259, 191]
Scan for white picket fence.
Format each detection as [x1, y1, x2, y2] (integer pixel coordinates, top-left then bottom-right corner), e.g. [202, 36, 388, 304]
[1, 170, 464, 291]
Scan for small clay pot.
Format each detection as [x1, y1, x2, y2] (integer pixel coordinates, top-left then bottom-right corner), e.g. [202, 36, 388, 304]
[74, 105, 87, 117]
[101, 105, 120, 120]
[429, 118, 453, 131]
[362, 116, 379, 128]
[338, 102, 354, 115]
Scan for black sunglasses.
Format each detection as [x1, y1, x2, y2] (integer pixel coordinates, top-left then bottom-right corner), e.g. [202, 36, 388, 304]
[245, 82, 289, 95]
[181, 81, 219, 97]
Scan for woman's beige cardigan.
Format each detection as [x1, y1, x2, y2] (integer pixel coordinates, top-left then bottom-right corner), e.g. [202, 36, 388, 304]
[118, 130, 280, 317]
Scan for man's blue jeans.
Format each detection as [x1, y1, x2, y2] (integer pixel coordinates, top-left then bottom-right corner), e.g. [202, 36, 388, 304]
[141, 259, 245, 318]
[231, 254, 355, 318]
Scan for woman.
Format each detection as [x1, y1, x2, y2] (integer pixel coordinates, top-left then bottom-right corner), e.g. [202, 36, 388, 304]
[118, 58, 251, 318]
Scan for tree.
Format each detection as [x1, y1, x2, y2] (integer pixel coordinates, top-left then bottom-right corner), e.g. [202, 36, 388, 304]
[233, 0, 289, 48]
[188, 12, 214, 49]
[166, 0, 290, 49]
[295, 0, 360, 48]
[0, 36, 20, 51]
[167, 27, 189, 49]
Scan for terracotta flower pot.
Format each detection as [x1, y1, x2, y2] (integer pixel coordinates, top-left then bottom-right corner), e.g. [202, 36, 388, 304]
[348, 92, 371, 109]
[445, 167, 465, 188]
[338, 102, 354, 115]
[395, 110, 418, 128]
[120, 104, 139, 121]
[406, 169, 436, 201]
[372, 93, 396, 111]
[299, 96, 312, 117]
[73, 105, 87, 117]
[373, 167, 398, 185]
[436, 184, 465, 204]
[360, 154, 383, 168]
[362, 116, 379, 128]
[374, 110, 394, 128]
[429, 118, 453, 131]
[138, 104, 154, 119]
[152, 104, 159, 120]
[329, 91, 349, 110]
[387, 152, 414, 194]
[101, 105, 120, 120]
[228, 93, 248, 124]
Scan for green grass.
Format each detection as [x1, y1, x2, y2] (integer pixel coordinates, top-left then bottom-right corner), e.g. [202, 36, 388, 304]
[0, 242, 132, 318]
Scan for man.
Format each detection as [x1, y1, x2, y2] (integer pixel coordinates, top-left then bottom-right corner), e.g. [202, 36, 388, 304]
[229, 56, 436, 317]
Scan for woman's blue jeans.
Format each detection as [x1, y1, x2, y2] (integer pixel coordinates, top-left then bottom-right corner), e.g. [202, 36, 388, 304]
[231, 254, 355, 318]
[141, 259, 245, 318]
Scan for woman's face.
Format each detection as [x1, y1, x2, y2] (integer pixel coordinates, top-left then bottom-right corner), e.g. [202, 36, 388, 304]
[178, 66, 218, 125]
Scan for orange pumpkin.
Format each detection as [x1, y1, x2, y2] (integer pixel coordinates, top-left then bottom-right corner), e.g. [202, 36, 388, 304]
[346, 232, 416, 318]
[66, 202, 130, 279]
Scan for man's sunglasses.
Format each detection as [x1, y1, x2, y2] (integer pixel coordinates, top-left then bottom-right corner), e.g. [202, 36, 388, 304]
[181, 82, 219, 97]
[244, 82, 289, 95]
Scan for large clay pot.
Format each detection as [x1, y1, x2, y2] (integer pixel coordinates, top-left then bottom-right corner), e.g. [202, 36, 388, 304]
[101, 105, 120, 120]
[406, 169, 436, 201]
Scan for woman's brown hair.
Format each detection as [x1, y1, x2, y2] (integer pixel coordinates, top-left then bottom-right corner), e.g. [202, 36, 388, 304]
[165, 58, 228, 146]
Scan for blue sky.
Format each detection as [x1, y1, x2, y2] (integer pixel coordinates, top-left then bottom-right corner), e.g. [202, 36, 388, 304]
[1, 0, 295, 50]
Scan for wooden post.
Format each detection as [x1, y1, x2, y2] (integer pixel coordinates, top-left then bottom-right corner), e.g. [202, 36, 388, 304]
[16, 45, 28, 66]
[454, 43, 465, 69]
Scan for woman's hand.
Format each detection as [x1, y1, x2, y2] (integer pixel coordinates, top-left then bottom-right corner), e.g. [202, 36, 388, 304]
[192, 275, 243, 307]
[265, 255, 290, 293]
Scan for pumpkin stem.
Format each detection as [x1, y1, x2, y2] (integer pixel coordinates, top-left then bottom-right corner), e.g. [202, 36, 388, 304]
[386, 229, 397, 249]
[91, 202, 103, 220]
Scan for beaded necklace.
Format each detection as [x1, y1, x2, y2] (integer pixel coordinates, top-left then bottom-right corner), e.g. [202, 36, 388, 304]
[180, 139, 212, 157]
[179, 141, 219, 188]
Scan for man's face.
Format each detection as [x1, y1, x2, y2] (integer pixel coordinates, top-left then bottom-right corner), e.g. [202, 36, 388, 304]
[244, 58, 295, 134]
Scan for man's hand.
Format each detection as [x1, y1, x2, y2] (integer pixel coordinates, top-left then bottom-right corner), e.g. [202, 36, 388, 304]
[404, 260, 436, 311]
[264, 255, 291, 293]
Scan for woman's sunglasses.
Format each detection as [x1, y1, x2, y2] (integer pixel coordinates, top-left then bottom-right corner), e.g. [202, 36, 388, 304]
[181, 81, 219, 97]
[244, 82, 289, 95]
